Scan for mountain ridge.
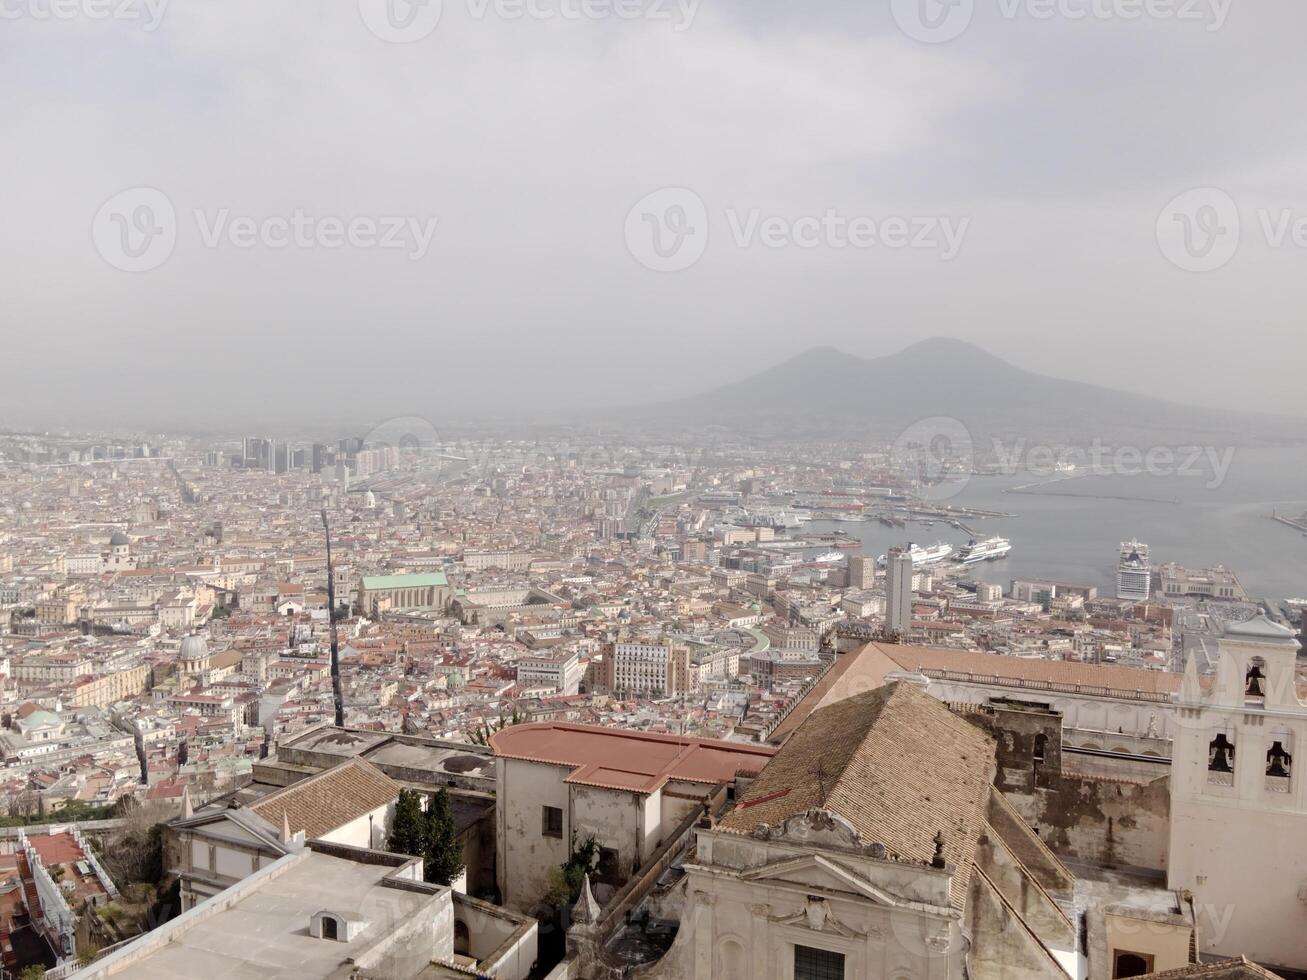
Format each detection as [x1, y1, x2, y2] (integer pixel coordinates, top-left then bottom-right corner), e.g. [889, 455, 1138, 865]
[629, 339, 1301, 444]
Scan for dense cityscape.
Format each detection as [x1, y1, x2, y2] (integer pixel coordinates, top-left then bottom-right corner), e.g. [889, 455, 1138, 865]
[0, 424, 1301, 978]
[8, 0, 1307, 977]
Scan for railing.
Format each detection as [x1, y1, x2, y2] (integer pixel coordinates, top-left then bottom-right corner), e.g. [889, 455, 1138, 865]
[923, 669, 1174, 703]
[1266, 774, 1292, 794]
[758, 658, 836, 742]
[1206, 770, 1234, 787]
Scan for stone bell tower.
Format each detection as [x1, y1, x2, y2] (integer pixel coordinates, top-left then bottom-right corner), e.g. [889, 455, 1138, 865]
[1167, 613, 1307, 969]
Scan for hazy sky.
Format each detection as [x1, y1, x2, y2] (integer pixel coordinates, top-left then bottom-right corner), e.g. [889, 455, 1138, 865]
[3, 0, 1306, 429]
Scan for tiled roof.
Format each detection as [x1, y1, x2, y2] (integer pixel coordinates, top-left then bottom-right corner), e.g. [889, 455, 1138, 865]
[1139, 957, 1285, 980]
[490, 722, 775, 795]
[719, 681, 996, 910]
[249, 758, 399, 839]
[770, 641, 1186, 743]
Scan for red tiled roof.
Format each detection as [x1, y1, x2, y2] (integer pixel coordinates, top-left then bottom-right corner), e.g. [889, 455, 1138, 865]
[490, 722, 775, 794]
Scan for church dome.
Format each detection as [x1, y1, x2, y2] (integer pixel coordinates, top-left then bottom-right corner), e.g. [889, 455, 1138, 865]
[179, 634, 209, 663]
[109, 531, 130, 547]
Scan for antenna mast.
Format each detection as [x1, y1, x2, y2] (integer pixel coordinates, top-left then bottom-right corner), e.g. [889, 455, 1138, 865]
[322, 507, 345, 727]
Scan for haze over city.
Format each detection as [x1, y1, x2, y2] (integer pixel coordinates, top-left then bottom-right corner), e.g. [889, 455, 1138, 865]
[3, 3, 1307, 980]
[5, 1, 1307, 428]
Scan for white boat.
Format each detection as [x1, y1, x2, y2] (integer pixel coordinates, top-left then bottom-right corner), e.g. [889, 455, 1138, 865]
[957, 536, 1012, 564]
[811, 551, 846, 564]
[876, 541, 954, 567]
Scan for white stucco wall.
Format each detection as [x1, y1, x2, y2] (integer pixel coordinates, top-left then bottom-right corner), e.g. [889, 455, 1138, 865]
[320, 801, 393, 850]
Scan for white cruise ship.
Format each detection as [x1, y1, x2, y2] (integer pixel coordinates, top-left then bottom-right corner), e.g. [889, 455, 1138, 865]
[957, 536, 1012, 564]
[1117, 539, 1152, 601]
[876, 541, 954, 567]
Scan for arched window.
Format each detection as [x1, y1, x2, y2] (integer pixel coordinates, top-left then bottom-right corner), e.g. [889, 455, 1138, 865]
[1246, 657, 1268, 700]
[1207, 733, 1235, 782]
[1033, 733, 1047, 762]
[1267, 740, 1293, 779]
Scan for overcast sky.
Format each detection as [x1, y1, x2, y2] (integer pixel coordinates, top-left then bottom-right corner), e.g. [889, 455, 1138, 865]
[3, 0, 1306, 430]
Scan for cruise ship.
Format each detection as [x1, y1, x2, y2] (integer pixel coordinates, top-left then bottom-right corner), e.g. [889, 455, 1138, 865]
[957, 536, 1012, 564]
[723, 507, 810, 530]
[876, 541, 954, 567]
[1117, 540, 1152, 601]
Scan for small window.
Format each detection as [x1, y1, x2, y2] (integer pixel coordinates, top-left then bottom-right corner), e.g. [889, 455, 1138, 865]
[794, 944, 845, 980]
[542, 805, 563, 838]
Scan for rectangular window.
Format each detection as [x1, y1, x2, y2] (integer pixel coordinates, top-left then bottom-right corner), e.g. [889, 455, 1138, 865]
[794, 945, 845, 980]
[542, 805, 563, 838]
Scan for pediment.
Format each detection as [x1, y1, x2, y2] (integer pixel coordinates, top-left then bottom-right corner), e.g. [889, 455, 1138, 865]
[750, 809, 882, 857]
[741, 853, 901, 906]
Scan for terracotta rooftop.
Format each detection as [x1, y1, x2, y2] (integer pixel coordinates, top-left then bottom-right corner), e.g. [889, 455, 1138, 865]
[489, 722, 775, 795]
[719, 681, 996, 911]
[248, 758, 400, 839]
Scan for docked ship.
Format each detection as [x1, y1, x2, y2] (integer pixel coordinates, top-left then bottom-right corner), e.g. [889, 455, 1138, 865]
[876, 541, 954, 567]
[810, 551, 847, 564]
[724, 506, 811, 530]
[1116, 539, 1152, 601]
[957, 536, 1012, 564]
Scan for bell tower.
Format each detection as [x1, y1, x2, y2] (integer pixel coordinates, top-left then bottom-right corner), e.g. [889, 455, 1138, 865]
[1168, 613, 1307, 968]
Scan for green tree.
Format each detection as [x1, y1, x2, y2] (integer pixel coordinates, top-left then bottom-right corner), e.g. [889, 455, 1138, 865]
[20, 965, 46, 980]
[388, 789, 426, 857]
[423, 789, 464, 886]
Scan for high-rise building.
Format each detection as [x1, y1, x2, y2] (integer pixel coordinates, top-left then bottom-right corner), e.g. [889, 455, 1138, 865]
[847, 553, 875, 590]
[885, 546, 913, 636]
